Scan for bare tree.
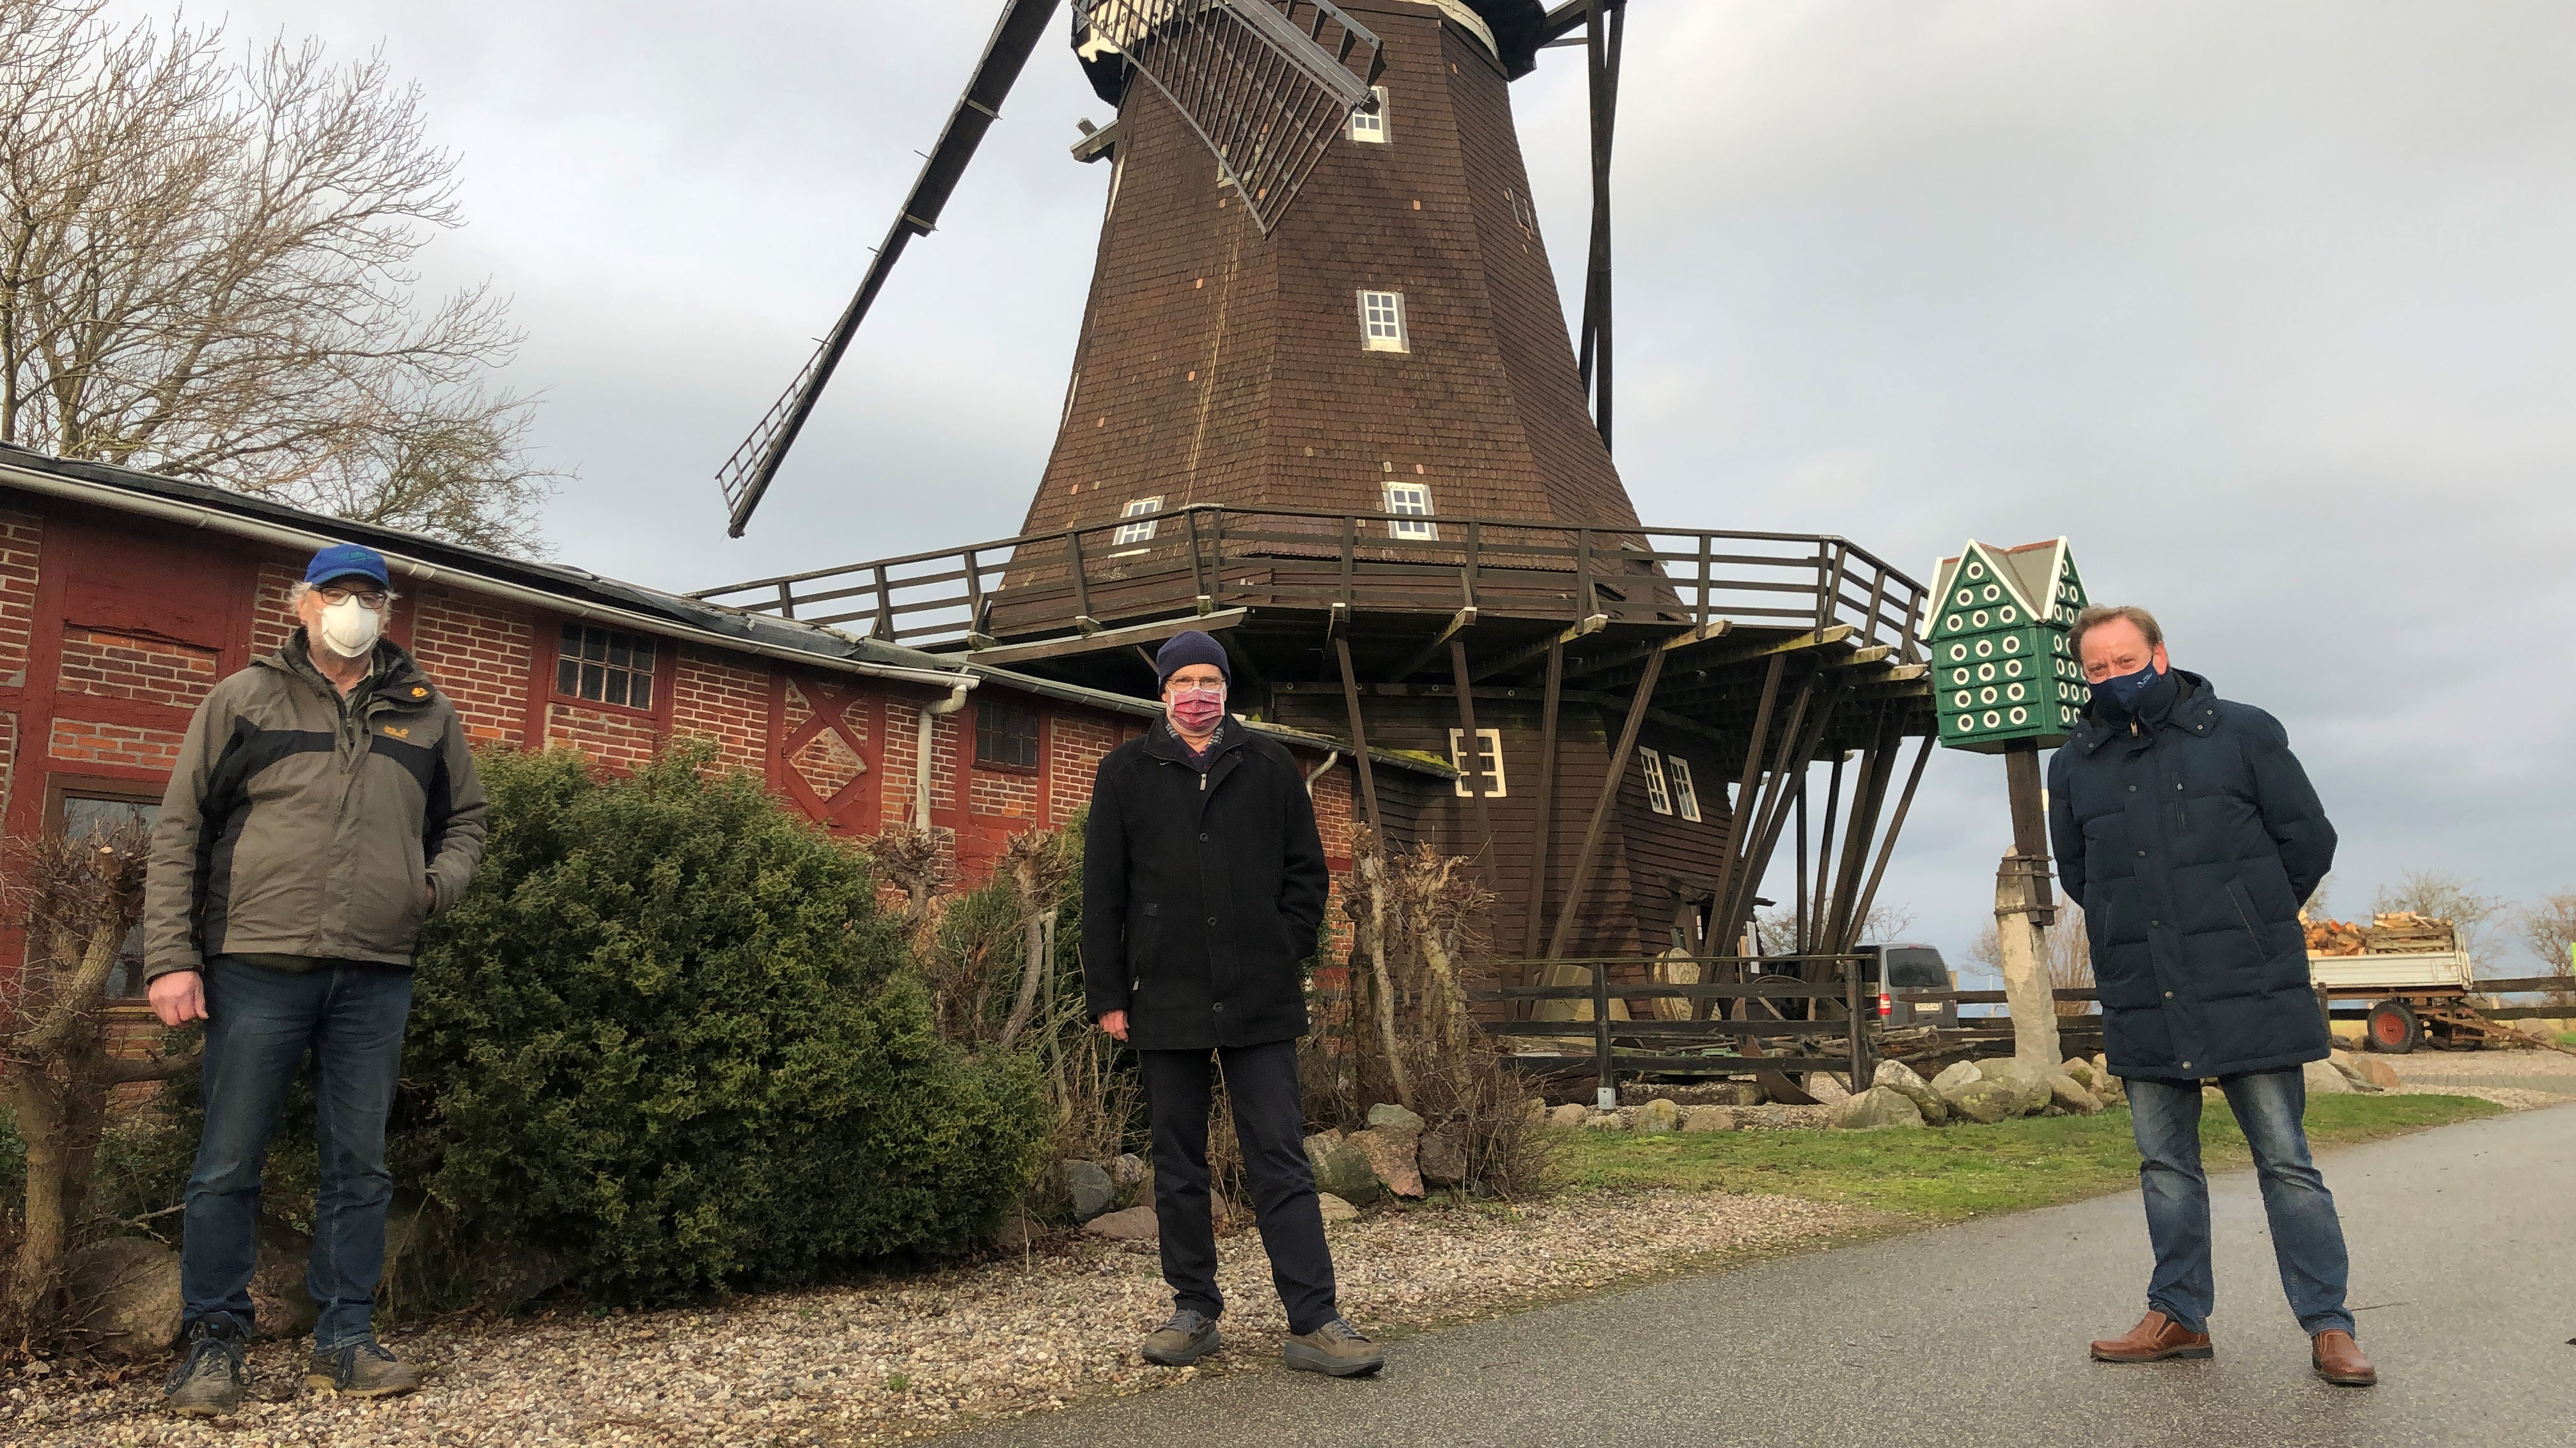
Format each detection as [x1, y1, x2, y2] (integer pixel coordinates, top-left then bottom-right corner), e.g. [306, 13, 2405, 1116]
[2372, 869, 2507, 960]
[0, 1, 555, 554]
[2522, 892, 2576, 982]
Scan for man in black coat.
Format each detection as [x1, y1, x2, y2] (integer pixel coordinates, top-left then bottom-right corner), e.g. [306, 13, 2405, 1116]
[2048, 605, 2375, 1388]
[1084, 630, 1382, 1377]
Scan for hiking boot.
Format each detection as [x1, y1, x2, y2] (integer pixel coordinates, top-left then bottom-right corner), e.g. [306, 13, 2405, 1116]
[2089, 1311, 2213, 1363]
[305, 1339, 423, 1398]
[1139, 1309, 1222, 1367]
[164, 1320, 249, 1417]
[1284, 1316, 1385, 1377]
[2311, 1330, 2378, 1386]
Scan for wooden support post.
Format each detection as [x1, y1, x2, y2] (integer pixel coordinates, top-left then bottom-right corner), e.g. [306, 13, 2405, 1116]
[1545, 649, 1665, 961]
[1517, 639, 1567, 974]
[1843, 734, 1934, 955]
[1593, 958, 1615, 1109]
[1792, 779, 1809, 957]
[1449, 637, 1494, 866]
[1995, 740, 2062, 1069]
[1705, 653, 1786, 953]
[1333, 633, 1382, 834]
[1810, 753, 1845, 951]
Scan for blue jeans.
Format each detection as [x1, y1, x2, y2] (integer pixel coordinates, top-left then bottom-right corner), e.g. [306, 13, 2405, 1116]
[181, 958, 413, 1350]
[2126, 1067, 2354, 1337]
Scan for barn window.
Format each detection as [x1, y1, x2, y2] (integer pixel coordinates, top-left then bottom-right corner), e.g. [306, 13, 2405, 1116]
[1349, 86, 1389, 143]
[1448, 727, 1504, 797]
[1639, 747, 1673, 815]
[1384, 482, 1437, 540]
[1669, 756, 1702, 822]
[51, 786, 158, 998]
[976, 699, 1041, 771]
[558, 624, 656, 710]
[1359, 290, 1409, 352]
[1112, 496, 1162, 547]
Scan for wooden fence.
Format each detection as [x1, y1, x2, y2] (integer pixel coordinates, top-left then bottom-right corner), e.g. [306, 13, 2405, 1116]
[1471, 954, 1873, 1103]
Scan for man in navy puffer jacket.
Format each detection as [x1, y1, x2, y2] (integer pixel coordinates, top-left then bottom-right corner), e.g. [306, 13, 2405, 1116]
[2048, 605, 2374, 1388]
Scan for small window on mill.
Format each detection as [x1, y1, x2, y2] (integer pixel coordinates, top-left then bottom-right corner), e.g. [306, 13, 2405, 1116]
[558, 624, 655, 710]
[976, 700, 1040, 770]
[1359, 290, 1409, 352]
[1639, 747, 1673, 815]
[1349, 86, 1389, 143]
[1112, 496, 1162, 547]
[1669, 756, 1702, 822]
[1384, 482, 1437, 540]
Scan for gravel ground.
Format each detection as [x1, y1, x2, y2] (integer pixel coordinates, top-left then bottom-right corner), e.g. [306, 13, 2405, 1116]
[2, 1192, 1861, 1448]
[2378, 1040, 2576, 1107]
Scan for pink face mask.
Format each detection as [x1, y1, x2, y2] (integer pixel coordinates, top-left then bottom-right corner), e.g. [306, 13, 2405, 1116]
[1166, 680, 1226, 734]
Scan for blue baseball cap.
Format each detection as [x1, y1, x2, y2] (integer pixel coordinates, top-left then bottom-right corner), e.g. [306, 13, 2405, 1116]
[303, 543, 389, 588]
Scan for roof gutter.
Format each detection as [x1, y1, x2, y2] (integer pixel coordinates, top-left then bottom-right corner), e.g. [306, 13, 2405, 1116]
[0, 462, 974, 691]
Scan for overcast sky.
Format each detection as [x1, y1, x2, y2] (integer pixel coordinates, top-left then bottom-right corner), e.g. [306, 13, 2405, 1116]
[114, 1, 2576, 976]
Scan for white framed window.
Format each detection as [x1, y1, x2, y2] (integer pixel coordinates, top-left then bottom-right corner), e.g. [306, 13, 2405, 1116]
[1349, 86, 1389, 144]
[1639, 747, 1673, 815]
[1111, 495, 1162, 547]
[1669, 756, 1702, 822]
[1383, 481, 1437, 540]
[1448, 727, 1504, 798]
[1359, 290, 1409, 352]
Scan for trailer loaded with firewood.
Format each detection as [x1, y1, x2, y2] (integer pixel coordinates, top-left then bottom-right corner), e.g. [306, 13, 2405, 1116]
[2305, 912, 2576, 1054]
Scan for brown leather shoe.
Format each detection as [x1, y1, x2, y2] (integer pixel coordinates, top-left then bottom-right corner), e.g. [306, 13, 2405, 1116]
[2089, 1311, 2213, 1362]
[2311, 1330, 2377, 1386]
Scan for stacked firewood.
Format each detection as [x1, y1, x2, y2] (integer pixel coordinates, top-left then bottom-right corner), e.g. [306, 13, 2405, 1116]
[2362, 912, 2457, 953]
[2302, 917, 2366, 956]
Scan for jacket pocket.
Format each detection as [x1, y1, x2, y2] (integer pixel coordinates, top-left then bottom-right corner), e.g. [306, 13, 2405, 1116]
[2223, 879, 2265, 949]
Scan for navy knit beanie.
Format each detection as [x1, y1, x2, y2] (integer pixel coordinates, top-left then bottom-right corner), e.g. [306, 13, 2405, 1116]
[1153, 630, 1230, 687]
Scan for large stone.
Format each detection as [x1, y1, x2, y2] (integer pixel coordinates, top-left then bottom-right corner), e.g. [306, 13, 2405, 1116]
[2060, 1057, 2096, 1090]
[1547, 1103, 1589, 1130]
[1834, 1086, 1928, 1130]
[1082, 1206, 1160, 1242]
[1930, 1060, 1983, 1097]
[1634, 1098, 1684, 1134]
[1417, 1126, 1468, 1187]
[1352, 1126, 1425, 1198]
[1061, 1160, 1118, 1222]
[2349, 1055, 2402, 1091]
[1872, 1060, 1948, 1126]
[2047, 1072, 2103, 1115]
[1680, 1105, 1738, 1132]
[1304, 1132, 1381, 1205]
[1522, 1096, 1550, 1127]
[1109, 1153, 1150, 1189]
[1805, 1072, 1852, 1106]
[990, 1205, 1042, 1253]
[2302, 1059, 2354, 1095]
[1316, 1193, 1361, 1223]
[65, 1238, 182, 1354]
[1364, 1103, 1427, 1136]
[1948, 1078, 2022, 1125]
[2093, 1071, 2127, 1106]
[1974, 1059, 2054, 1116]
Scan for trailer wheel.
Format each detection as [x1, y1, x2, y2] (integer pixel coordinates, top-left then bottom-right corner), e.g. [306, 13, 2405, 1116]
[2365, 999, 2421, 1054]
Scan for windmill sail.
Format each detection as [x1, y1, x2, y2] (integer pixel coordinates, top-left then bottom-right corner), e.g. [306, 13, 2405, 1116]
[717, 0, 1062, 537]
[1074, 0, 1386, 233]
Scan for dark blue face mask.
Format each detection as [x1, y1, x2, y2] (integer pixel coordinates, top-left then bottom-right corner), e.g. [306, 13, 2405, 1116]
[2089, 661, 2162, 714]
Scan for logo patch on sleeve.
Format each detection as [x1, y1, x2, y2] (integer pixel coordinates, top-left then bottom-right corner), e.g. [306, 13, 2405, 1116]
[410, 687, 428, 697]
[382, 725, 411, 738]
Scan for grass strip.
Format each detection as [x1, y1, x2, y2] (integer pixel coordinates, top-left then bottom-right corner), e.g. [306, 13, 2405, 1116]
[1550, 1093, 2502, 1222]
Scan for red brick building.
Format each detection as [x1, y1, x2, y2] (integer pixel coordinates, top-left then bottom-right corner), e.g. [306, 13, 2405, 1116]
[0, 445, 1446, 1006]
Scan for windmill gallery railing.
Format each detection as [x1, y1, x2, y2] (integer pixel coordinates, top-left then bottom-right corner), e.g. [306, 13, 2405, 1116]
[1471, 954, 1880, 1106]
[692, 504, 1929, 658]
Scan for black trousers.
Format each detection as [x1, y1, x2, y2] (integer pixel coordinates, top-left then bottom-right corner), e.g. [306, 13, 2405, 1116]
[1137, 1039, 1338, 1335]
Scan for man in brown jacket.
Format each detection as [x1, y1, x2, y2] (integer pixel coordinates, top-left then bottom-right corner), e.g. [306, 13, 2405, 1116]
[143, 543, 487, 1415]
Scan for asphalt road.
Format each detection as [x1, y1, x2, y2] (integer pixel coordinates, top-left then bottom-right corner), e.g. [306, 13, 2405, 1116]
[948, 1104, 2576, 1448]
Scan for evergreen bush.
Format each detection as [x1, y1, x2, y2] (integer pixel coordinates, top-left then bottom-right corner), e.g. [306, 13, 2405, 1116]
[394, 746, 1044, 1305]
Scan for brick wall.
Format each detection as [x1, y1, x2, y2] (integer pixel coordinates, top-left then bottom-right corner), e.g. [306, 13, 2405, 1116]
[410, 587, 533, 744]
[55, 627, 221, 709]
[0, 510, 39, 688]
[968, 767, 1040, 821]
[783, 676, 868, 801]
[0, 710, 15, 817]
[49, 717, 187, 772]
[673, 647, 769, 774]
[1048, 712, 1119, 824]
[545, 701, 659, 774]
[249, 561, 299, 657]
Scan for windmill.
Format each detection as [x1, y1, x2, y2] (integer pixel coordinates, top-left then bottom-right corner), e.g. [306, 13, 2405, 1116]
[699, 0, 1937, 1006]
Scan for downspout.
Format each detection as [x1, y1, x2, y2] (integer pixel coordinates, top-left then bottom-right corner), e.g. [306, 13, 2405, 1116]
[1304, 749, 1339, 798]
[914, 680, 974, 830]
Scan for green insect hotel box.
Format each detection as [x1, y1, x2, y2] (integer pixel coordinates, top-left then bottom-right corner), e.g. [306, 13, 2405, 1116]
[1921, 538, 2089, 753]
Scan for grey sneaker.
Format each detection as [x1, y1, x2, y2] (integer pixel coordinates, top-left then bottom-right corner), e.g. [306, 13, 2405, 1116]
[305, 1339, 423, 1398]
[1284, 1316, 1385, 1377]
[164, 1320, 249, 1417]
[1139, 1309, 1222, 1366]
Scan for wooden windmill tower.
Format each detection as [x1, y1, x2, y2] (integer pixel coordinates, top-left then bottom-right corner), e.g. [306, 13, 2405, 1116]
[703, 0, 1941, 977]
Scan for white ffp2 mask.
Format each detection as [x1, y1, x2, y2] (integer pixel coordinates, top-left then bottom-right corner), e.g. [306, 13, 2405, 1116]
[316, 597, 383, 660]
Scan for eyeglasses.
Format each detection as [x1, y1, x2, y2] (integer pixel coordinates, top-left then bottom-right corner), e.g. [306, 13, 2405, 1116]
[318, 586, 392, 611]
[1167, 680, 1226, 697]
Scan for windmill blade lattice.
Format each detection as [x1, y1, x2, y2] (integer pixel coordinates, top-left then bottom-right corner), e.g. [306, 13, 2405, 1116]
[1076, 0, 1386, 233]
